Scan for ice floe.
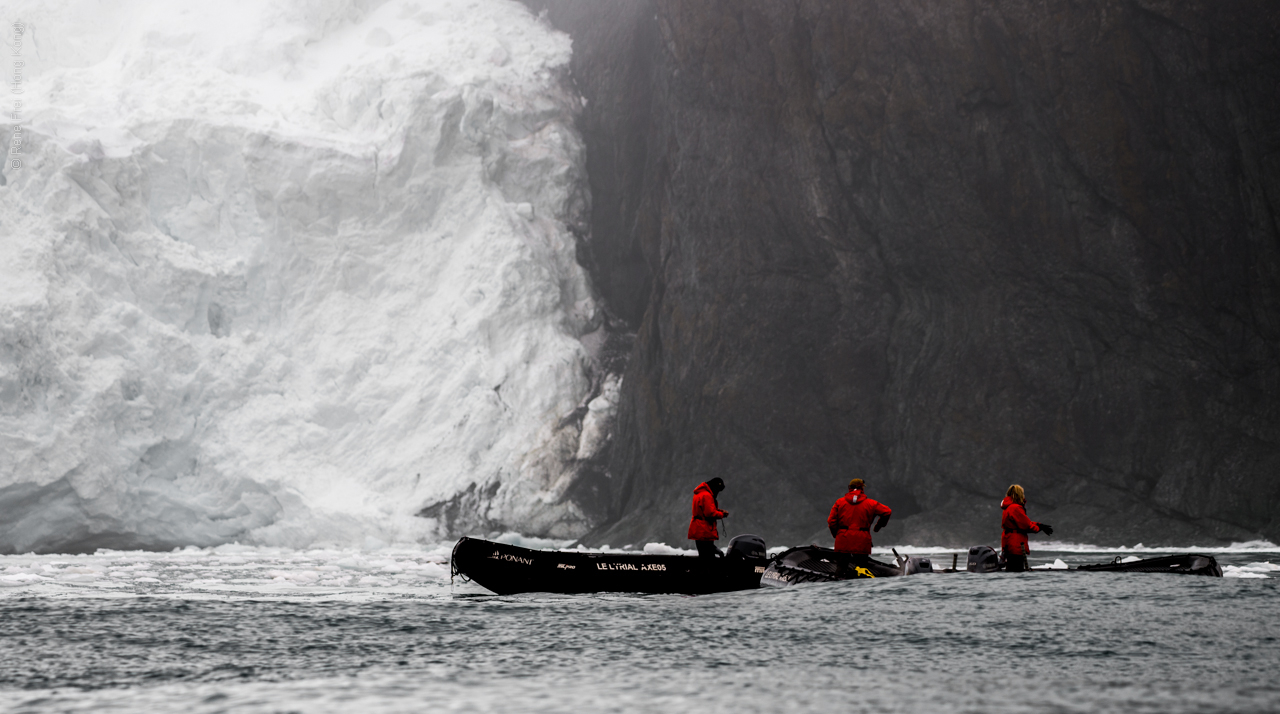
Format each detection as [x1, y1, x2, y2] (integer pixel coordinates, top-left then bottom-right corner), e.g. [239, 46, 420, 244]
[1223, 562, 1279, 579]
[0, 543, 459, 599]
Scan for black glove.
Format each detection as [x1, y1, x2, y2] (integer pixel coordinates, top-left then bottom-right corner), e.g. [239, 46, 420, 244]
[1038, 523, 1054, 536]
[873, 514, 890, 532]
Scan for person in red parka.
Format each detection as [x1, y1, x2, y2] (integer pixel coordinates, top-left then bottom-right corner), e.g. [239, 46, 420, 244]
[827, 478, 892, 575]
[1000, 484, 1054, 572]
[688, 477, 729, 558]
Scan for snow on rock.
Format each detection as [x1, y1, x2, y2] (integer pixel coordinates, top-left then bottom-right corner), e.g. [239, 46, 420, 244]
[0, 0, 605, 553]
[575, 373, 619, 461]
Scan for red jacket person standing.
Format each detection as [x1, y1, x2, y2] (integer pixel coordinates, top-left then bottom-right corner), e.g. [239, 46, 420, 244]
[688, 477, 728, 558]
[827, 478, 891, 574]
[1000, 484, 1053, 571]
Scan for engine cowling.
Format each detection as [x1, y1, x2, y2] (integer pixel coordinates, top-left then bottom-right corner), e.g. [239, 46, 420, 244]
[967, 545, 1000, 573]
[726, 534, 767, 560]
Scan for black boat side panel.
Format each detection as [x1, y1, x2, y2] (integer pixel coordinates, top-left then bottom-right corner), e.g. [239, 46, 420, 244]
[1074, 553, 1223, 577]
[451, 537, 770, 595]
[954, 547, 1224, 577]
[957, 550, 1223, 578]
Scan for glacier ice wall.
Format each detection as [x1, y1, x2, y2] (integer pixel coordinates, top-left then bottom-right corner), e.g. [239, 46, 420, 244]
[0, 0, 607, 552]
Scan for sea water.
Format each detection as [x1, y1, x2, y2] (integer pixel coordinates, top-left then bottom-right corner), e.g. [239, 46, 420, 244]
[1, 543, 1278, 713]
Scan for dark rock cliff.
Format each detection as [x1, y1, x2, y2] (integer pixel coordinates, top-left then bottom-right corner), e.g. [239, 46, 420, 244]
[528, 0, 1280, 547]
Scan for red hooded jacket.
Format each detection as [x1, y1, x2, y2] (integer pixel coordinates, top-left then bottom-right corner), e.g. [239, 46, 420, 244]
[827, 488, 892, 554]
[1000, 497, 1041, 555]
[687, 482, 727, 541]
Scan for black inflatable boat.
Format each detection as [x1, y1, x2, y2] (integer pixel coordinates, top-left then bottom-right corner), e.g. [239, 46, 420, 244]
[450, 535, 771, 595]
[1073, 553, 1223, 576]
[759, 545, 1224, 587]
[963, 545, 1223, 577]
[760, 545, 934, 587]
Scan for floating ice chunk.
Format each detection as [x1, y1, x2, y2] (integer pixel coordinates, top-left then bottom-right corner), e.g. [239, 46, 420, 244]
[1222, 562, 1277, 579]
[270, 570, 321, 584]
[869, 545, 964, 555]
[57, 574, 99, 583]
[642, 543, 694, 556]
[1023, 541, 1280, 554]
[212, 544, 259, 555]
[1227, 540, 1280, 551]
[492, 533, 577, 551]
[319, 578, 353, 587]
[1121, 556, 1142, 563]
[1224, 568, 1269, 579]
[0, 573, 47, 586]
[0, 542, 472, 600]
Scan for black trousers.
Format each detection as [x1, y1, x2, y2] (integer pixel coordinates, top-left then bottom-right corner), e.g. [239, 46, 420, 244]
[1004, 554, 1029, 572]
[695, 540, 722, 558]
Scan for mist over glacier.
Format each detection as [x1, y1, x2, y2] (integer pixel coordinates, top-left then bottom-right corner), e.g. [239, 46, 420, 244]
[0, 0, 611, 553]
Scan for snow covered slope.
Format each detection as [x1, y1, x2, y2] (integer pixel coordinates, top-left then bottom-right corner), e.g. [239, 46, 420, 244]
[0, 0, 606, 552]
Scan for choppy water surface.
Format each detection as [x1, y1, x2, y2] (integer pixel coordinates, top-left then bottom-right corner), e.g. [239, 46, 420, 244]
[1, 542, 1277, 713]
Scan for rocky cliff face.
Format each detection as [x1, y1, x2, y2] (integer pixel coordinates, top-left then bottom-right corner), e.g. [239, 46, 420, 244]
[529, 0, 1280, 547]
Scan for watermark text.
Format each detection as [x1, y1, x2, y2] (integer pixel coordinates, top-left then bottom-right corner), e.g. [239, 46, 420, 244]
[9, 21, 26, 170]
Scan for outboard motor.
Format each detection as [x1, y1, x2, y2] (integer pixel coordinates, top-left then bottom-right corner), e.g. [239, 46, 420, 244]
[892, 548, 934, 575]
[967, 545, 1001, 573]
[727, 534, 767, 560]
[902, 556, 933, 575]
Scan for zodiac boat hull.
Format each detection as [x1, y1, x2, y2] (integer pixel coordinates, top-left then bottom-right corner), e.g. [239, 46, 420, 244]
[1073, 553, 1223, 576]
[761, 545, 1224, 587]
[760, 545, 931, 587]
[966, 545, 1223, 576]
[450, 536, 770, 595]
